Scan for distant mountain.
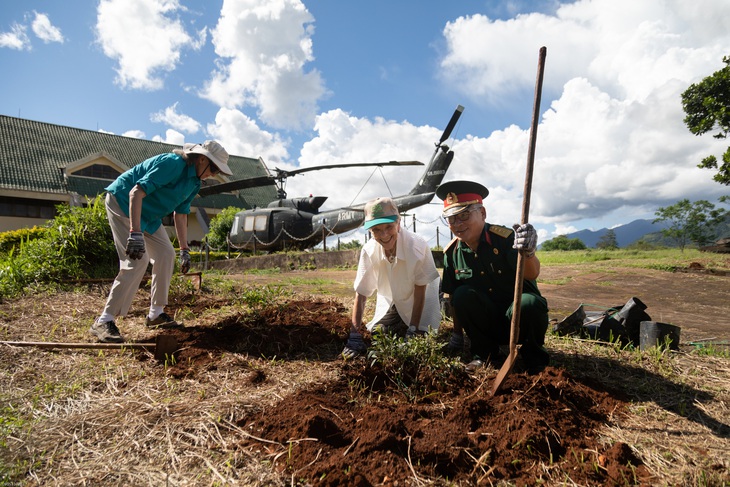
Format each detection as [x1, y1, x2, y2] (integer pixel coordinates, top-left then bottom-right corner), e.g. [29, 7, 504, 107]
[563, 219, 670, 248]
[543, 214, 730, 249]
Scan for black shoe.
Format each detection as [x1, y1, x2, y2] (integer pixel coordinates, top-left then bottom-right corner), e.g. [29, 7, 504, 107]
[145, 312, 181, 329]
[89, 320, 124, 343]
[488, 350, 507, 369]
[465, 358, 485, 374]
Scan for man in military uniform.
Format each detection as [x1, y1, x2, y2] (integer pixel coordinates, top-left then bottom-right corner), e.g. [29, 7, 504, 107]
[437, 180, 550, 373]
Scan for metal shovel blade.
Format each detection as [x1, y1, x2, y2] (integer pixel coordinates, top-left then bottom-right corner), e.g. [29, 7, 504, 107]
[152, 334, 179, 360]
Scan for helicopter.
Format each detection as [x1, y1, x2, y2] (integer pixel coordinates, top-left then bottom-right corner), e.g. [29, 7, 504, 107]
[197, 105, 465, 252]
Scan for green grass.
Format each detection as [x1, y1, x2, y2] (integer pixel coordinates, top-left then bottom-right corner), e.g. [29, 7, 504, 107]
[285, 277, 340, 294]
[690, 342, 730, 358]
[243, 267, 282, 275]
[366, 331, 467, 402]
[538, 276, 573, 285]
[538, 248, 729, 271]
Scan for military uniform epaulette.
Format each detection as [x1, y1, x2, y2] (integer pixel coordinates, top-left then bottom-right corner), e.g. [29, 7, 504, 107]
[444, 236, 460, 253]
[489, 225, 513, 239]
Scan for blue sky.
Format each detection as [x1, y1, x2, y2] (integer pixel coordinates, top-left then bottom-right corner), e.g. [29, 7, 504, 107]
[2, 0, 729, 246]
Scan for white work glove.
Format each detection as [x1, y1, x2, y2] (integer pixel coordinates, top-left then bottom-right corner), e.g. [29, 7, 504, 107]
[512, 223, 537, 257]
[179, 249, 191, 274]
[125, 232, 146, 260]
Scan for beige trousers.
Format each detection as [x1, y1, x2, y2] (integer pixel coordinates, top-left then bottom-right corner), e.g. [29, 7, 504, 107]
[101, 193, 175, 318]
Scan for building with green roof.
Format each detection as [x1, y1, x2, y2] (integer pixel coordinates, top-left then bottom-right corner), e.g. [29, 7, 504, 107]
[0, 115, 277, 243]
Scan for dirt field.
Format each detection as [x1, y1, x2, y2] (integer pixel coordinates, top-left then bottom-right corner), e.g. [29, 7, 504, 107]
[537, 264, 730, 342]
[240, 264, 730, 341]
[1, 262, 728, 486]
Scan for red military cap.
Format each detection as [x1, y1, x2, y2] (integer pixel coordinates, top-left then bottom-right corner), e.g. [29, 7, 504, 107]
[436, 180, 490, 217]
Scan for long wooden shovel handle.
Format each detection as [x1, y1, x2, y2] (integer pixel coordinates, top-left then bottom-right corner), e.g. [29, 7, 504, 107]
[0, 335, 179, 361]
[0, 341, 156, 349]
[491, 46, 547, 396]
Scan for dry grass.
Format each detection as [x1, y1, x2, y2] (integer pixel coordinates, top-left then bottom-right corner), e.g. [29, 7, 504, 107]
[1, 274, 729, 486]
[551, 336, 730, 486]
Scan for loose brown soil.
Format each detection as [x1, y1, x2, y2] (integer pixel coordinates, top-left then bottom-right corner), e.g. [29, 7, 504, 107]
[1, 261, 728, 486]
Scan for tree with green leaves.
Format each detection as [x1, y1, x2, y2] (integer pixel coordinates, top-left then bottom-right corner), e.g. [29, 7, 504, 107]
[339, 239, 362, 250]
[596, 229, 618, 249]
[0, 196, 117, 296]
[653, 199, 727, 251]
[205, 206, 244, 250]
[541, 235, 587, 251]
[681, 56, 730, 185]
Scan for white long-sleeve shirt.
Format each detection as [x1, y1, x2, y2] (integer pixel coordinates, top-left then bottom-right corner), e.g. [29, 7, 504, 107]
[354, 227, 441, 332]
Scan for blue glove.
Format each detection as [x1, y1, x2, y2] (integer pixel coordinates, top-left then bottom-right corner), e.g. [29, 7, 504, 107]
[443, 332, 464, 355]
[342, 332, 367, 359]
[179, 249, 191, 274]
[125, 232, 146, 260]
[405, 326, 427, 341]
[512, 223, 537, 257]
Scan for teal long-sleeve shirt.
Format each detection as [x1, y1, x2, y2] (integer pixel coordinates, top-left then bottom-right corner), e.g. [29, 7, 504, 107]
[105, 153, 200, 234]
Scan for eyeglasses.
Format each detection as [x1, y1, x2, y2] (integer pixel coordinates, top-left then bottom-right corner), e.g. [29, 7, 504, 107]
[203, 156, 220, 175]
[446, 208, 477, 225]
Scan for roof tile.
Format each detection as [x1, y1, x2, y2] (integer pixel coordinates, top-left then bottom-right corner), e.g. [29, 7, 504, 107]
[0, 115, 277, 209]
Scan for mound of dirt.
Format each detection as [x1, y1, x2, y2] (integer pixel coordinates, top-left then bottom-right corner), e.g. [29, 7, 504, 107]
[144, 298, 650, 485]
[141, 299, 351, 377]
[235, 365, 647, 486]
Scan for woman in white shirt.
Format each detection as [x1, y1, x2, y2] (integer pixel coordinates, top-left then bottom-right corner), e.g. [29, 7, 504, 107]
[342, 197, 441, 359]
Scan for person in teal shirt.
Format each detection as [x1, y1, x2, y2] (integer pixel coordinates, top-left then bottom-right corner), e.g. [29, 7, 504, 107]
[437, 180, 550, 374]
[90, 141, 232, 343]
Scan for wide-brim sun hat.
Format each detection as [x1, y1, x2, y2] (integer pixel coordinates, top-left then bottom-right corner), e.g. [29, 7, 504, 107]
[363, 197, 400, 230]
[436, 180, 489, 218]
[183, 140, 233, 176]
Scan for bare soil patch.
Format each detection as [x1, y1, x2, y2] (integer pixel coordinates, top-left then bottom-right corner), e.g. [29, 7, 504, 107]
[537, 264, 730, 342]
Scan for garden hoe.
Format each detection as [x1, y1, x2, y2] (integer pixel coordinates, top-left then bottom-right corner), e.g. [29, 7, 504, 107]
[0, 334, 179, 361]
[490, 46, 547, 396]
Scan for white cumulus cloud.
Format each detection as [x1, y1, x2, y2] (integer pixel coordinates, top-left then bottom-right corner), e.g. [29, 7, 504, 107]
[95, 0, 206, 90]
[434, 0, 730, 238]
[0, 23, 31, 50]
[150, 103, 202, 134]
[201, 0, 326, 130]
[206, 107, 291, 163]
[31, 12, 64, 44]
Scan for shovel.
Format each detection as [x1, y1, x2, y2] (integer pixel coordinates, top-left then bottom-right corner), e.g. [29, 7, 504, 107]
[0, 334, 179, 361]
[490, 46, 547, 396]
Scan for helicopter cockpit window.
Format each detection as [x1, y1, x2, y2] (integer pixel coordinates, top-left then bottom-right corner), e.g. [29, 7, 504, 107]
[243, 215, 268, 232]
[254, 215, 267, 231]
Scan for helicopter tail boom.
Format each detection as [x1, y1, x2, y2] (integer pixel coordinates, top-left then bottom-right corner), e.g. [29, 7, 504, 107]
[407, 104, 462, 199]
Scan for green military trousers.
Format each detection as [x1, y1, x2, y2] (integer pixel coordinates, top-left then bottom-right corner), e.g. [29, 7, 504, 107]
[450, 284, 549, 360]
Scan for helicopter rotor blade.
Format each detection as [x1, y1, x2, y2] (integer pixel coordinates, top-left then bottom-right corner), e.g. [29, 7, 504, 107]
[438, 104, 465, 145]
[277, 160, 423, 177]
[197, 161, 423, 198]
[197, 175, 277, 197]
